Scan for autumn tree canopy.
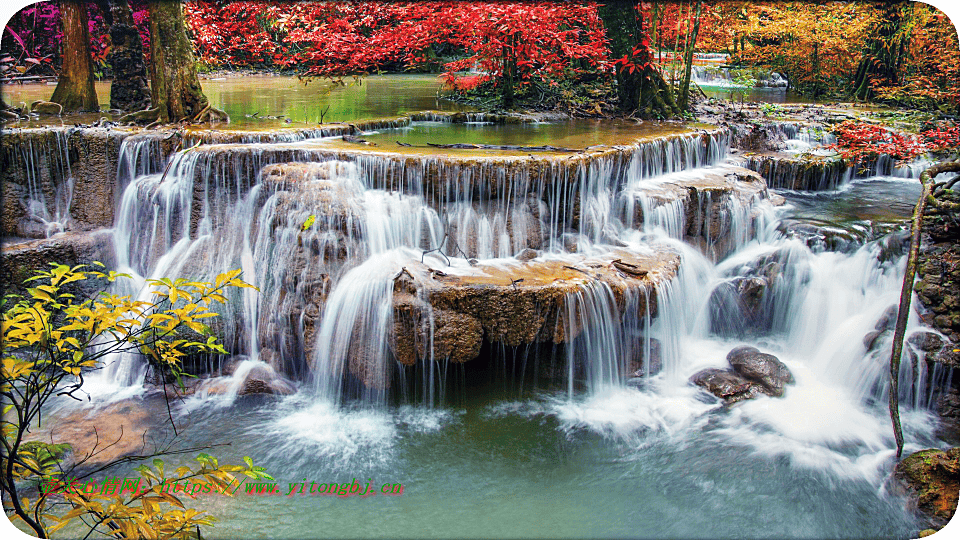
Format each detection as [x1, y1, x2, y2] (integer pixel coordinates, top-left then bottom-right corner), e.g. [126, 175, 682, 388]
[2, 1, 959, 114]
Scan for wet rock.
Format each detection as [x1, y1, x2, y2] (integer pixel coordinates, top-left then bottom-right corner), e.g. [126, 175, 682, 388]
[431, 309, 484, 363]
[776, 219, 902, 254]
[237, 364, 297, 396]
[709, 277, 771, 337]
[876, 305, 899, 332]
[891, 448, 960, 528]
[1, 230, 117, 298]
[628, 165, 774, 261]
[30, 100, 63, 115]
[726, 346, 794, 397]
[1, 182, 27, 236]
[561, 233, 579, 253]
[937, 388, 960, 444]
[629, 338, 662, 377]
[745, 153, 851, 191]
[372, 246, 680, 385]
[909, 331, 946, 354]
[516, 248, 540, 262]
[690, 368, 769, 403]
[31, 397, 169, 467]
[863, 330, 885, 351]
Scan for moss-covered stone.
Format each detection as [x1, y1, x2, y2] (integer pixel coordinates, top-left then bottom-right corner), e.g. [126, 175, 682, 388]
[892, 448, 960, 528]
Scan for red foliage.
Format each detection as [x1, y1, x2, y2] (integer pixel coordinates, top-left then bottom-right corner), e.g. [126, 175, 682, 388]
[826, 120, 960, 164]
[2, 1, 150, 75]
[185, 1, 607, 87]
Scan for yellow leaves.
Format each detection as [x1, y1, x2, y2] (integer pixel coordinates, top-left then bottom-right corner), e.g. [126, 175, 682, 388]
[4, 266, 265, 539]
[3, 356, 35, 379]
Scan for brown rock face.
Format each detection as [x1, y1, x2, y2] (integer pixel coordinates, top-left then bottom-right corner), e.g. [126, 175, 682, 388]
[1, 128, 129, 237]
[892, 448, 960, 528]
[356, 246, 680, 389]
[31, 398, 172, 467]
[1, 230, 116, 298]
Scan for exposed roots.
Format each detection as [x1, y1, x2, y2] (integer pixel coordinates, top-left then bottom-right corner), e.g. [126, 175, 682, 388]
[120, 106, 163, 124]
[191, 105, 229, 124]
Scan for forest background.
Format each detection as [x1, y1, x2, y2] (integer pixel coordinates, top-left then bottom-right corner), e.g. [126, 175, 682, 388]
[1, 0, 959, 116]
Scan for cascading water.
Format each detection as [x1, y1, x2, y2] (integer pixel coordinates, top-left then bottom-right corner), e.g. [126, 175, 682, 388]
[60, 114, 952, 537]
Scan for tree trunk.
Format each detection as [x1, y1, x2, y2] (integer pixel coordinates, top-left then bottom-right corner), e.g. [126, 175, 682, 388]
[501, 34, 516, 109]
[889, 160, 960, 460]
[50, 0, 99, 112]
[853, 2, 908, 102]
[108, 0, 150, 111]
[141, 0, 223, 123]
[678, 0, 703, 111]
[598, 2, 679, 119]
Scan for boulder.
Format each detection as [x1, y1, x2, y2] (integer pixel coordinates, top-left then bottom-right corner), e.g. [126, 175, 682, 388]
[237, 363, 296, 396]
[890, 448, 960, 528]
[726, 346, 794, 397]
[863, 330, 885, 351]
[30, 100, 63, 115]
[876, 305, 899, 332]
[690, 368, 769, 403]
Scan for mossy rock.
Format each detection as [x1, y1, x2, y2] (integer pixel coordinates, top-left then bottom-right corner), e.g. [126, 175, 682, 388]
[893, 448, 960, 527]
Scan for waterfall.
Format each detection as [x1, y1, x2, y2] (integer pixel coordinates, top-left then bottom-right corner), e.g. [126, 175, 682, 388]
[81, 116, 945, 455]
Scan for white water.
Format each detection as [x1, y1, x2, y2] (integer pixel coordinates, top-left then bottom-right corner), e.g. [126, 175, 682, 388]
[69, 120, 949, 499]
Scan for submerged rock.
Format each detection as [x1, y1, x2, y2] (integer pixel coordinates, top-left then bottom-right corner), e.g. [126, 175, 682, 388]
[201, 363, 297, 396]
[891, 448, 960, 528]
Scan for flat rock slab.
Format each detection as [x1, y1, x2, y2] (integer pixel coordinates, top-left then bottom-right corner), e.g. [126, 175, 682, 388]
[354, 245, 681, 388]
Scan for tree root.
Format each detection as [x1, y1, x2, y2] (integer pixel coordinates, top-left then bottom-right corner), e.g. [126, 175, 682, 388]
[192, 105, 229, 124]
[120, 106, 162, 124]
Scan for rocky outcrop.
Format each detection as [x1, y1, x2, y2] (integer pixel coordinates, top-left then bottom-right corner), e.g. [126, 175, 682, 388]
[627, 165, 781, 260]
[690, 346, 794, 403]
[890, 448, 960, 529]
[916, 189, 960, 349]
[337, 246, 682, 389]
[0, 230, 116, 298]
[1, 127, 131, 237]
[744, 152, 855, 191]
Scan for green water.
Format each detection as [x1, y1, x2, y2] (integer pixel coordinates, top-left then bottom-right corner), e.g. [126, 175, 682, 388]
[354, 119, 692, 150]
[127, 389, 920, 540]
[1, 74, 468, 128]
